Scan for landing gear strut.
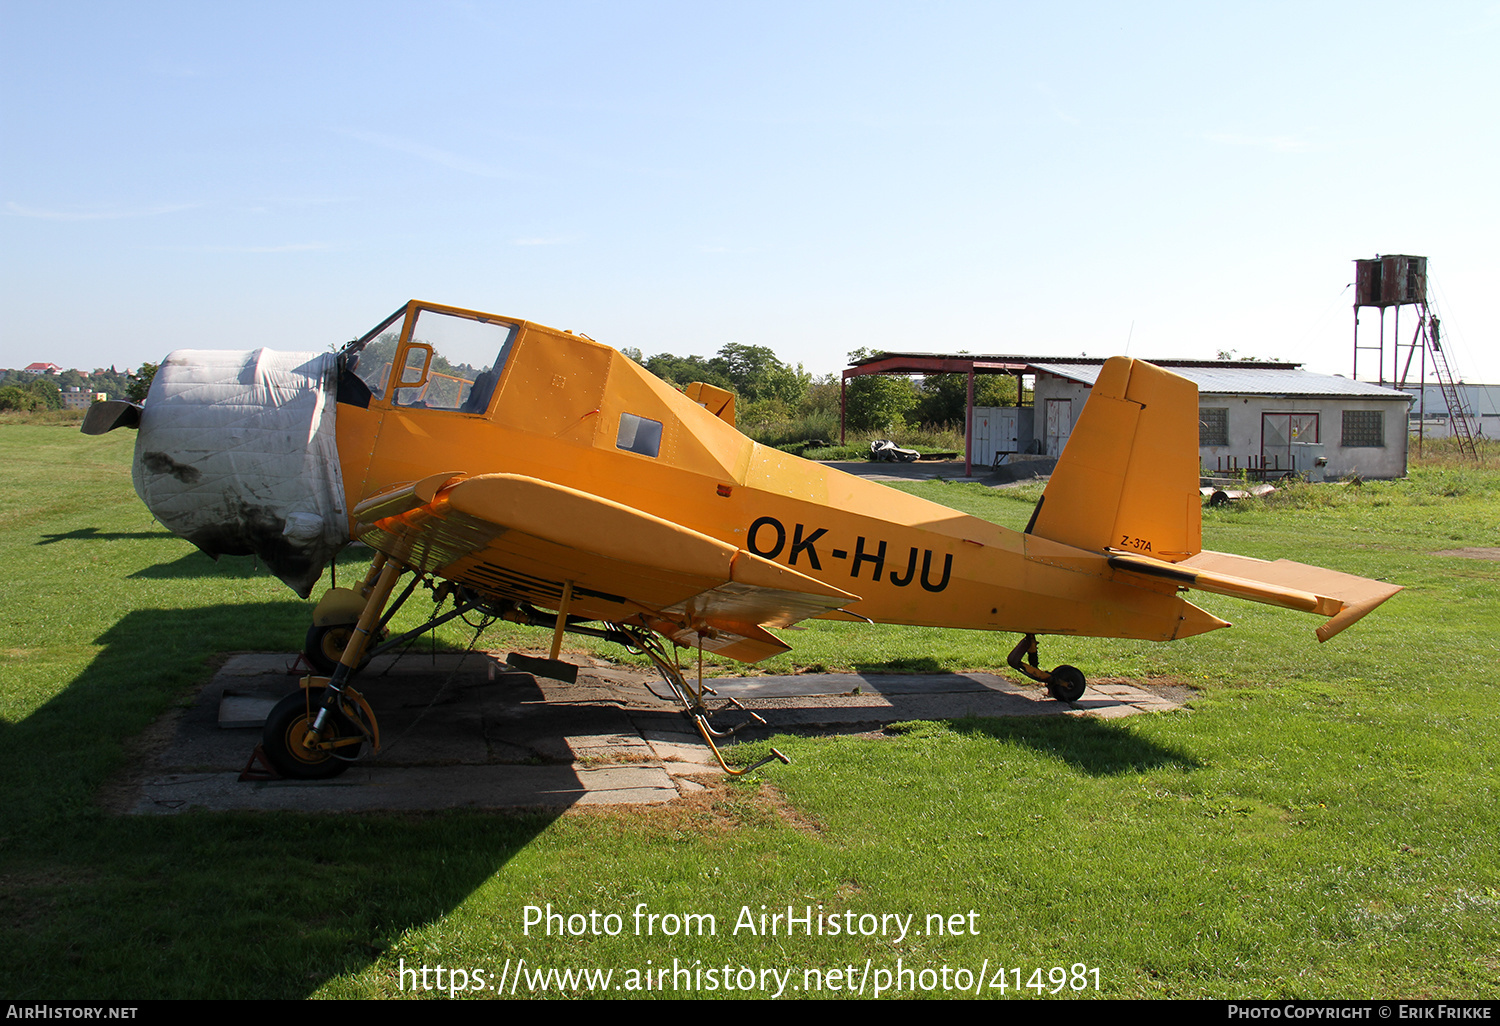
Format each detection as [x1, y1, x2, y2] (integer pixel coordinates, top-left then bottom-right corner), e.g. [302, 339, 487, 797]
[263, 555, 402, 779]
[261, 685, 372, 778]
[1007, 633, 1087, 703]
[627, 628, 790, 776]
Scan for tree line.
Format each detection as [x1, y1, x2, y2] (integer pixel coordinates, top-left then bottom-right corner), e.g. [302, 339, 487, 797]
[626, 343, 1018, 437]
[0, 364, 156, 412]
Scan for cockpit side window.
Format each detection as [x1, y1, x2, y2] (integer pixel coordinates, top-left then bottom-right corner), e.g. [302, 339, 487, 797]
[350, 329, 404, 402]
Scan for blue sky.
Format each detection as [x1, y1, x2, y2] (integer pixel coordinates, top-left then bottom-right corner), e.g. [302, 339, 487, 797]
[3, 1, 1497, 384]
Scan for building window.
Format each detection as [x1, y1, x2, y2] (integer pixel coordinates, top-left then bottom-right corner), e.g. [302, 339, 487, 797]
[1199, 408, 1228, 447]
[1342, 410, 1384, 447]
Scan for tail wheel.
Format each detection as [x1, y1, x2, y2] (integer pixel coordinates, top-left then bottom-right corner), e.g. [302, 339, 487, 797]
[1046, 665, 1087, 703]
[262, 687, 362, 779]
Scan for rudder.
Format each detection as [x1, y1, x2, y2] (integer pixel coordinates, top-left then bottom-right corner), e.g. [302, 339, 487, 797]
[1027, 358, 1202, 561]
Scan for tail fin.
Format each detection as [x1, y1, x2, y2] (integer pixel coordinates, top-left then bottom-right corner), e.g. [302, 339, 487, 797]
[1030, 357, 1403, 641]
[1028, 357, 1202, 561]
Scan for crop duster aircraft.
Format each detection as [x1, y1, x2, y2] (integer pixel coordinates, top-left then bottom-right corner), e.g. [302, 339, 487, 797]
[85, 300, 1401, 779]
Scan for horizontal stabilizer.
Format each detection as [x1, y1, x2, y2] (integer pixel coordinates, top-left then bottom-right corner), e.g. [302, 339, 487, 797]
[1108, 549, 1400, 642]
[684, 381, 736, 425]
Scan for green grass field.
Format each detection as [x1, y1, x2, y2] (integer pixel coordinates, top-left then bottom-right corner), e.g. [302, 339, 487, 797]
[0, 420, 1496, 999]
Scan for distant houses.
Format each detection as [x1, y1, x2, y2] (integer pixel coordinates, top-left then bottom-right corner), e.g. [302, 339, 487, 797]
[3, 363, 110, 410]
[61, 387, 108, 409]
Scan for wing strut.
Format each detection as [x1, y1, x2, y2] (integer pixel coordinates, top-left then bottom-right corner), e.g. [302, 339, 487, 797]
[550, 580, 574, 660]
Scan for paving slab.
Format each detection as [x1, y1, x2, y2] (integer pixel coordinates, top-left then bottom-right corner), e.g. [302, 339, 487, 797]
[118, 653, 1186, 815]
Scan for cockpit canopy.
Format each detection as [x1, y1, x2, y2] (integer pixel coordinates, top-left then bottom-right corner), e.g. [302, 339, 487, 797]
[342, 302, 520, 417]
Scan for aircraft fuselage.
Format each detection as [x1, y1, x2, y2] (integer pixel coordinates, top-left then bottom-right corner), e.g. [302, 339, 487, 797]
[331, 302, 1217, 646]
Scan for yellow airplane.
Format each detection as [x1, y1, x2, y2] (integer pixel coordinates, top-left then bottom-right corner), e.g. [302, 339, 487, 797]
[86, 299, 1400, 780]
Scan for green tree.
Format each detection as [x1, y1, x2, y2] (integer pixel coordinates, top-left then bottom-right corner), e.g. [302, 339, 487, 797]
[843, 349, 919, 432]
[715, 343, 810, 406]
[913, 373, 1019, 424]
[26, 376, 63, 410]
[798, 373, 842, 419]
[643, 353, 731, 392]
[126, 362, 158, 404]
[0, 386, 42, 411]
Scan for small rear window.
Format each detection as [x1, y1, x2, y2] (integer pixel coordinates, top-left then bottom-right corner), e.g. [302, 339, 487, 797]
[616, 413, 663, 458]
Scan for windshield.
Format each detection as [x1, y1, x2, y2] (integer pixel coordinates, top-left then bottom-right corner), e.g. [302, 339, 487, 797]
[349, 305, 519, 413]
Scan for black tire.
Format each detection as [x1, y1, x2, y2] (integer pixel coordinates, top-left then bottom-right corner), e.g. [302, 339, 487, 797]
[1046, 665, 1087, 703]
[262, 687, 361, 779]
[304, 622, 356, 676]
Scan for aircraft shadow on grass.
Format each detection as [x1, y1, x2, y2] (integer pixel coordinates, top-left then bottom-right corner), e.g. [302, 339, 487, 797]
[125, 548, 302, 582]
[943, 716, 1206, 776]
[36, 525, 177, 545]
[34, 526, 283, 586]
[0, 601, 560, 999]
[845, 657, 1204, 774]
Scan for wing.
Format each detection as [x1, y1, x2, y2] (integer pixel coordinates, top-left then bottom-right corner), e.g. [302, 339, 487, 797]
[351, 472, 859, 662]
[1107, 548, 1401, 642]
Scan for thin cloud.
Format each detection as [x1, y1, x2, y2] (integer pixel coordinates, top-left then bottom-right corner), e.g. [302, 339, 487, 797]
[4, 201, 198, 221]
[339, 128, 511, 178]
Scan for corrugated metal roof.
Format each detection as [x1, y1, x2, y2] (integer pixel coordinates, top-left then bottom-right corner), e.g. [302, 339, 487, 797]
[1029, 362, 1412, 400]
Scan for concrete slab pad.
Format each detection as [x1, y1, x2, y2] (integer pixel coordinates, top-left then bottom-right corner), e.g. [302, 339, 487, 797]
[116, 654, 1186, 815]
[218, 692, 278, 729]
[132, 763, 681, 813]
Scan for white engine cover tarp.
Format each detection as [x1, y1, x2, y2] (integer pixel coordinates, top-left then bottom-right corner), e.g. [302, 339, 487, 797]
[133, 349, 348, 597]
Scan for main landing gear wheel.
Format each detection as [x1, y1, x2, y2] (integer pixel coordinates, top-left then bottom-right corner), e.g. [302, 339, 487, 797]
[1046, 665, 1087, 703]
[304, 623, 363, 676]
[262, 687, 362, 779]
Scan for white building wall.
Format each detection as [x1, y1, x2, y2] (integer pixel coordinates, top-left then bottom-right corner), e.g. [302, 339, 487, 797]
[1030, 374, 1094, 457]
[971, 406, 1037, 461]
[1198, 395, 1409, 479]
[993, 372, 1410, 479]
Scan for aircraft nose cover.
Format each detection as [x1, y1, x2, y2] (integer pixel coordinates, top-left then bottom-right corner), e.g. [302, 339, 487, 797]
[132, 349, 349, 598]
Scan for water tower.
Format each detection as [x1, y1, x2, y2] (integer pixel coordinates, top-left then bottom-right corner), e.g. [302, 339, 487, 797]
[1352, 254, 1426, 386]
[1353, 254, 1477, 458]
